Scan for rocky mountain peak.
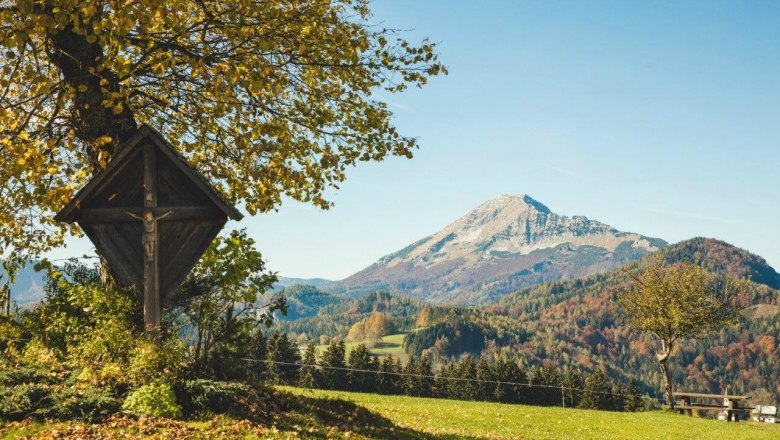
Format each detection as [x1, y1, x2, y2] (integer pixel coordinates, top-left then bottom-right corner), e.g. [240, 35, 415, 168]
[338, 194, 667, 304]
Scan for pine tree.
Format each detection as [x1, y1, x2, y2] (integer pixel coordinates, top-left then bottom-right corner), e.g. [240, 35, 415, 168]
[347, 344, 378, 392]
[495, 358, 526, 403]
[402, 356, 419, 396]
[610, 382, 627, 411]
[319, 339, 347, 390]
[538, 366, 563, 406]
[561, 369, 583, 408]
[454, 355, 478, 401]
[266, 331, 301, 385]
[476, 357, 496, 402]
[436, 361, 457, 399]
[298, 341, 320, 389]
[416, 354, 434, 397]
[579, 368, 613, 410]
[623, 379, 644, 412]
[247, 330, 267, 383]
[378, 354, 401, 395]
[527, 365, 544, 405]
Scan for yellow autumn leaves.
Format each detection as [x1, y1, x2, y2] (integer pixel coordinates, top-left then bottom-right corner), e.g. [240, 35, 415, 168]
[0, 0, 445, 257]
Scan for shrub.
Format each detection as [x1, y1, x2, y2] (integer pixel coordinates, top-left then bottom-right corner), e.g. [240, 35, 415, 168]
[47, 386, 121, 422]
[0, 383, 52, 421]
[126, 337, 186, 387]
[122, 383, 182, 418]
[173, 379, 260, 419]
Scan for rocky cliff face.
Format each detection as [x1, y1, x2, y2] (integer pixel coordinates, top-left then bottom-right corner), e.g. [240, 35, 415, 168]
[336, 194, 666, 304]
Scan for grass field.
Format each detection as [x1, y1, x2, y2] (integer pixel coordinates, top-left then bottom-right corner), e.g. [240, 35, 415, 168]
[4, 387, 779, 439]
[282, 387, 780, 439]
[315, 332, 409, 361]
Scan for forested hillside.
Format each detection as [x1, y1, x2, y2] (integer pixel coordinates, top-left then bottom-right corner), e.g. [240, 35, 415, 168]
[482, 238, 780, 399]
[278, 238, 780, 401]
[276, 291, 427, 341]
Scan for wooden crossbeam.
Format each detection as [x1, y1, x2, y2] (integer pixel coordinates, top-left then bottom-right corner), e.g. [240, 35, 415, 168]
[75, 207, 221, 222]
[675, 405, 752, 411]
[673, 392, 750, 400]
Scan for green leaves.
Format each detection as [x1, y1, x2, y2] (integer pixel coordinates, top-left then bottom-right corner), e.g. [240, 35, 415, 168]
[619, 262, 749, 345]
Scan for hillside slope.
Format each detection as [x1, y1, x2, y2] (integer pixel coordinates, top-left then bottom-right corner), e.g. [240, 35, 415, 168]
[480, 237, 780, 400]
[336, 194, 666, 304]
[281, 238, 780, 402]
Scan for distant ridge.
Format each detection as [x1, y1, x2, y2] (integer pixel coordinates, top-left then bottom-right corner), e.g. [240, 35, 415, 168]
[274, 276, 333, 289]
[335, 194, 667, 304]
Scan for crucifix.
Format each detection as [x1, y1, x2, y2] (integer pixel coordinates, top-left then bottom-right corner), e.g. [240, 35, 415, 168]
[55, 125, 243, 332]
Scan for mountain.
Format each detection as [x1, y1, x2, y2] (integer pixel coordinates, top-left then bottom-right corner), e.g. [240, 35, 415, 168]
[336, 194, 666, 304]
[274, 276, 333, 289]
[1, 261, 47, 308]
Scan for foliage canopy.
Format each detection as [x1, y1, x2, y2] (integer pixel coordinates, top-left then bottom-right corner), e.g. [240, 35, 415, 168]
[0, 0, 445, 256]
[618, 262, 749, 407]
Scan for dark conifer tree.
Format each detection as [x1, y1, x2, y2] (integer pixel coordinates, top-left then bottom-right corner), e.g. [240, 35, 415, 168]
[610, 382, 627, 411]
[319, 338, 347, 390]
[476, 357, 496, 402]
[416, 354, 434, 397]
[454, 355, 478, 401]
[494, 357, 526, 403]
[579, 368, 613, 410]
[527, 365, 544, 405]
[561, 369, 583, 408]
[623, 379, 644, 412]
[378, 354, 401, 395]
[266, 331, 301, 385]
[436, 361, 457, 399]
[347, 344, 378, 392]
[402, 356, 419, 396]
[298, 341, 320, 388]
[538, 366, 563, 406]
[247, 329, 267, 383]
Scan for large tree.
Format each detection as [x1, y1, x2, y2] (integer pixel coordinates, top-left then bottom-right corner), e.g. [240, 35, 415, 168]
[618, 262, 749, 409]
[0, 0, 445, 256]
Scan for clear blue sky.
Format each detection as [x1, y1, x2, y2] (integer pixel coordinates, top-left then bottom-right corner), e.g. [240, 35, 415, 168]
[55, 0, 780, 280]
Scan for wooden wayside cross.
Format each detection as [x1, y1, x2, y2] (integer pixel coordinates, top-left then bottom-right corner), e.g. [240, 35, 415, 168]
[55, 125, 242, 331]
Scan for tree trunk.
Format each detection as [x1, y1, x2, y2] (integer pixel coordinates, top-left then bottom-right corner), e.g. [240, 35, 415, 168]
[46, 22, 138, 168]
[657, 343, 675, 410]
[658, 358, 674, 409]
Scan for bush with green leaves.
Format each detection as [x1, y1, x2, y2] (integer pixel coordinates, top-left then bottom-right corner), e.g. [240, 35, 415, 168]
[0, 363, 120, 422]
[172, 379, 261, 419]
[121, 382, 182, 418]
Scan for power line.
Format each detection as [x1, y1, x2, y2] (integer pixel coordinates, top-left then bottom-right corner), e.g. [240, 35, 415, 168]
[2, 337, 663, 404]
[242, 357, 664, 404]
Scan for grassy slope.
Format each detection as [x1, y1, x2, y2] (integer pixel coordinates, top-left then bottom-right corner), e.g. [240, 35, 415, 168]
[282, 387, 780, 440]
[3, 387, 779, 439]
[315, 332, 410, 361]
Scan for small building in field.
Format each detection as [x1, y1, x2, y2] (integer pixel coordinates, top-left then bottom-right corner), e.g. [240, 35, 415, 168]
[751, 405, 777, 424]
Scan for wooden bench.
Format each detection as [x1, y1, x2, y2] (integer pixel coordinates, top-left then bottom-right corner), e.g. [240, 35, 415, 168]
[673, 392, 752, 422]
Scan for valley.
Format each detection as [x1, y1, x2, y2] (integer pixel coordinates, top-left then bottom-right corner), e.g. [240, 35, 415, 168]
[277, 232, 780, 403]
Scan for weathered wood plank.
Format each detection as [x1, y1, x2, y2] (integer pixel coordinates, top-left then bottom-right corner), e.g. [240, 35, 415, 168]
[75, 206, 221, 222]
[159, 219, 225, 303]
[674, 405, 748, 411]
[82, 223, 140, 288]
[143, 143, 160, 331]
[673, 392, 750, 399]
[54, 136, 145, 222]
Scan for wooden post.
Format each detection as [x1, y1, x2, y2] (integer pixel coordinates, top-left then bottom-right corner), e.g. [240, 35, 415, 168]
[561, 384, 565, 408]
[143, 143, 160, 332]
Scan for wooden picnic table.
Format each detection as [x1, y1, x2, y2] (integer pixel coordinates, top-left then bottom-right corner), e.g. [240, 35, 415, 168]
[673, 392, 752, 422]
